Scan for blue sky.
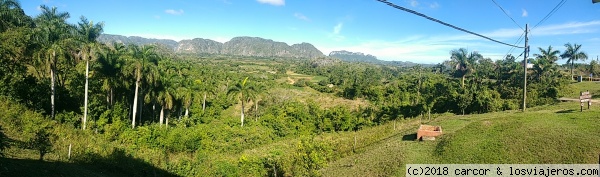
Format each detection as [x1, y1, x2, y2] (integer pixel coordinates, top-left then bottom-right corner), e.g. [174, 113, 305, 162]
[21, 0, 600, 64]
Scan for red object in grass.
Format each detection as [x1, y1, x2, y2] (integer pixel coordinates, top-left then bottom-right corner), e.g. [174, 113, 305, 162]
[416, 125, 443, 141]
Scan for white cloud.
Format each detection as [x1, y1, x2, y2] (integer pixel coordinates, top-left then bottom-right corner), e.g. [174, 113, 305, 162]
[333, 22, 343, 35]
[294, 13, 309, 21]
[531, 20, 600, 36]
[165, 9, 184, 15]
[522, 8, 528, 17]
[429, 2, 440, 9]
[409, 0, 419, 7]
[257, 0, 285, 6]
[154, 15, 161, 19]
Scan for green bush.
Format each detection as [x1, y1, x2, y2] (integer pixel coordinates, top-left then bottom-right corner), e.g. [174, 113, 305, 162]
[0, 125, 8, 156]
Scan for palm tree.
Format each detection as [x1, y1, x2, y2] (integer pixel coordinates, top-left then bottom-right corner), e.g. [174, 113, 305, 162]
[532, 45, 560, 81]
[450, 48, 481, 88]
[561, 43, 588, 79]
[34, 5, 73, 119]
[250, 82, 265, 121]
[157, 88, 173, 127]
[98, 42, 126, 108]
[76, 16, 104, 130]
[227, 77, 256, 127]
[0, 0, 33, 32]
[125, 44, 157, 128]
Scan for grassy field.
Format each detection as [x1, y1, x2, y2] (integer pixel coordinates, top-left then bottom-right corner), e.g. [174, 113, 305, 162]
[564, 81, 600, 99]
[320, 102, 600, 177]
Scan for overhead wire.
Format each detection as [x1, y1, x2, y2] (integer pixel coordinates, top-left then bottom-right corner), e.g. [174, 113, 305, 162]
[491, 0, 524, 30]
[375, 0, 524, 48]
[533, 0, 567, 29]
[504, 32, 525, 59]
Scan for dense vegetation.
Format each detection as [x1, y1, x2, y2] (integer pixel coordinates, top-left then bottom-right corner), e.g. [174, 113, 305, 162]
[0, 0, 595, 176]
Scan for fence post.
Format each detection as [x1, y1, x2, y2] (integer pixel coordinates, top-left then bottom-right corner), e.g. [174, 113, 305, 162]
[353, 135, 357, 153]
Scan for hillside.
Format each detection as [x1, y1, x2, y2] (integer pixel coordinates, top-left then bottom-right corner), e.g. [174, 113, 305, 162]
[99, 34, 324, 59]
[329, 50, 429, 67]
[319, 101, 600, 176]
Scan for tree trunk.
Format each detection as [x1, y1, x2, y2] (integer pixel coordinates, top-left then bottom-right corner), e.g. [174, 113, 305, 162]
[132, 74, 140, 129]
[241, 93, 245, 127]
[428, 108, 431, 121]
[202, 92, 206, 111]
[184, 106, 189, 118]
[50, 68, 56, 120]
[83, 59, 89, 130]
[110, 87, 113, 107]
[159, 106, 164, 127]
[571, 60, 574, 80]
[255, 99, 259, 121]
[461, 75, 465, 88]
[165, 110, 169, 127]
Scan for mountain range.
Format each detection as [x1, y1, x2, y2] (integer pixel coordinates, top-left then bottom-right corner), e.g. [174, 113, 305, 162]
[328, 50, 425, 67]
[98, 34, 324, 59]
[98, 34, 427, 66]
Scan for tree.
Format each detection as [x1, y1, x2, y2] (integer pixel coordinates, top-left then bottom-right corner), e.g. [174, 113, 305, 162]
[0, 125, 8, 157]
[589, 60, 599, 77]
[29, 128, 52, 161]
[561, 43, 588, 79]
[532, 45, 560, 81]
[76, 16, 104, 130]
[450, 48, 481, 88]
[0, 0, 33, 32]
[34, 5, 74, 119]
[228, 77, 256, 127]
[125, 44, 157, 128]
[98, 42, 126, 108]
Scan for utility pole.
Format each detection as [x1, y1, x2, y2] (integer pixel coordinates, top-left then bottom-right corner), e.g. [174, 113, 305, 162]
[523, 24, 529, 112]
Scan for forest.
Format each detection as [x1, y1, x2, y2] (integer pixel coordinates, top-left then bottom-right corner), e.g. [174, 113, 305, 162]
[0, 0, 597, 176]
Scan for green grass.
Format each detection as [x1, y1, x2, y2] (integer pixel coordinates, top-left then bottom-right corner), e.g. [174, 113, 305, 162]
[320, 102, 600, 177]
[564, 81, 600, 98]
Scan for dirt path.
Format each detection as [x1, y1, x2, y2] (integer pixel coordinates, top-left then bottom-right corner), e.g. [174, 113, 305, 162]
[287, 77, 295, 85]
[558, 97, 599, 103]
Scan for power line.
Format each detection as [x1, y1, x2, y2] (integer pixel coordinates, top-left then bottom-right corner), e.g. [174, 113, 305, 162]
[375, 0, 524, 48]
[504, 32, 525, 59]
[491, 0, 524, 30]
[533, 0, 566, 29]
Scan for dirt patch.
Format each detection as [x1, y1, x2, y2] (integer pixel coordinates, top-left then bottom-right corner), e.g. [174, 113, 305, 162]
[287, 77, 295, 85]
[482, 121, 492, 127]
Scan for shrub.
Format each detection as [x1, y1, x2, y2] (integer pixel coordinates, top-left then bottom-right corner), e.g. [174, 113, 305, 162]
[0, 125, 9, 156]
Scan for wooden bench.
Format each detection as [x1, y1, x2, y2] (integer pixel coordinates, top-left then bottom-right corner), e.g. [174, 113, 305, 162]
[580, 91, 592, 112]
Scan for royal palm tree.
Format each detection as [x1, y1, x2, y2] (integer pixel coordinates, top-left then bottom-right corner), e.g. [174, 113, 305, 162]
[533, 45, 560, 81]
[34, 5, 73, 119]
[98, 42, 126, 108]
[227, 77, 256, 127]
[76, 16, 104, 130]
[450, 48, 482, 88]
[0, 0, 33, 32]
[561, 43, 588, 79]
[125, 44, 157, 128]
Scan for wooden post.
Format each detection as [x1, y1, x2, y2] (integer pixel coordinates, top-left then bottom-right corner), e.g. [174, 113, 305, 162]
[353, 135, 357, 153]
[587, 90, 590, 110]
[393, 120, 396, 130]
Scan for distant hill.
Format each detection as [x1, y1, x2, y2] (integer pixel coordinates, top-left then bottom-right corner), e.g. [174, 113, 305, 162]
[328, 50, 427, 67]
[98, 34, 324, 59]
[328, 50, 380, 63]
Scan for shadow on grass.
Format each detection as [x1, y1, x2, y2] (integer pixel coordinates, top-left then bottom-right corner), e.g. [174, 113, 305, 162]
[556, 109, 576, 114]
[0, 149, 180, 177]
[402, 133, 417, 141]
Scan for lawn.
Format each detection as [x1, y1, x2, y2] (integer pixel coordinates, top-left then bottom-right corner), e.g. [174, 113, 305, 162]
[320, 102, 600, 177]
